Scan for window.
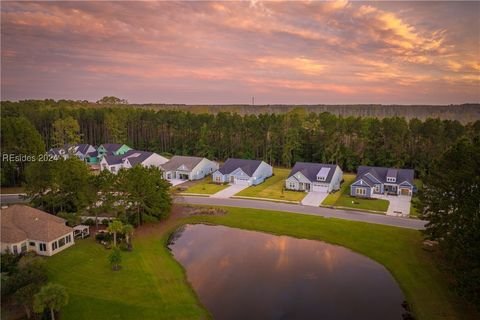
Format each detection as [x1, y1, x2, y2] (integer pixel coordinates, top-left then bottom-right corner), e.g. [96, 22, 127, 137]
[29, 241, 36, 247]
[356, 188, 366, 196]
[374, 185, 380, 192]
[59, 238, 66, 247]
[65, 235, 72, 244]
[111, 166, 116, 172]
[39, 243, 46, 252]
[13, 245, 18, 254]
[289, 182, 295, 189]
[52, 241, 58, 251]
[21, 243, 27, 252]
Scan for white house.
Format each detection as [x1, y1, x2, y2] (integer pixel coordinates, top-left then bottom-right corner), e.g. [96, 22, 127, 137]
[100, 150, 169, 174]
[161, 156, 218, 181]
[285, 162, 343, 193]
[1, 205, 75, 257]
[212, 158, 273, 186]
[48, 144, 96, 162]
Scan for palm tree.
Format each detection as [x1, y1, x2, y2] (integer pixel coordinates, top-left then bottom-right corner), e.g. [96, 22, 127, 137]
[122, 224, 134, 251]
[33, 283, 68, 320]
[107, 220, 124, 247]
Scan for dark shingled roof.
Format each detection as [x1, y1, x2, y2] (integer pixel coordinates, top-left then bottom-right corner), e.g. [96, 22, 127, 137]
[76, 144, 93, 155]
[161, 156, 204, 172]
[218, 158, 263, 176]
[288, 162, 338, 183]
[100, 143, 124, 152]
[1, 205, 72, 243]
[355, 166, 414, 185]
[126, 151, 155, 166]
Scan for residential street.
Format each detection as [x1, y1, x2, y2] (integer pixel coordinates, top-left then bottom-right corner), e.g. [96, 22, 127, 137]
[175, 196, 427, 230]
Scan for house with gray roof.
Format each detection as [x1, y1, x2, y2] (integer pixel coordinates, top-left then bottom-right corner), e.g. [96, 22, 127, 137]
[285, 162, 343, 193]
[1, 205, 74, 256]
[350, 166, 415, 198]
[100, 150, 169, 174]
[212, 158, 273, 186]
[48, 144, 96, 162]
[161, 156, 218, 181]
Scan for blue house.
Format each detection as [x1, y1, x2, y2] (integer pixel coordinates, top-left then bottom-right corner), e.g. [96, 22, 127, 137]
[350, 166, 414, 198]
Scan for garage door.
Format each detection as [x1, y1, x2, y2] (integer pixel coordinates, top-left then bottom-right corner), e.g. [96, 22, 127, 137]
[401, 188, 410, 196]
[234, 178, 250, 185]
[312, 184, 328, 192]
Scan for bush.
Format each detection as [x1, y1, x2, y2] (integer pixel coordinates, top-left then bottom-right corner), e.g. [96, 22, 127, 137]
[95, 232, 112, 242]
[84, 218, 95, 226]
[101, 219, 110, 226]
[118, 243, 128, 251]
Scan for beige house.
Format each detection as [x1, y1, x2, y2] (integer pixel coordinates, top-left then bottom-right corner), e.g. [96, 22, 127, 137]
[1, 205, 75, 256]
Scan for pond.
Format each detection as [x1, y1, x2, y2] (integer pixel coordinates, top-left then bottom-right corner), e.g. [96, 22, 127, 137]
[168, 224, 407, 320]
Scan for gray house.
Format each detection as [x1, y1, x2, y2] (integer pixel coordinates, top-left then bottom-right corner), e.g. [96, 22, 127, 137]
[212, 158, 273, 186]
[161, 156, 218, 181]
[285, 162, 343, 193]
[350, 166, 414, 198]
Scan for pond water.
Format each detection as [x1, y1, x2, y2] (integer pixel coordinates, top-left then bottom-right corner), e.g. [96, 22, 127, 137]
[168, 224, 406, 320]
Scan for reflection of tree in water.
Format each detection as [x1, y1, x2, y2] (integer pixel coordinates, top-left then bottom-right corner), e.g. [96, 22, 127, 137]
[166, 226, 186, 249]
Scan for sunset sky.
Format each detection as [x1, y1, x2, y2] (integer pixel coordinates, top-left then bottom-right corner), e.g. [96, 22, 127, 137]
[1, 1, 479, 104]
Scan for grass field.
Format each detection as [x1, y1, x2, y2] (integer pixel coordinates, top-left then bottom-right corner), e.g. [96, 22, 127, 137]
[183, 177, 229, 195]
[235, 168, 306, 201]
[322, 173, 389, 212]
[44, 206, 473, 320]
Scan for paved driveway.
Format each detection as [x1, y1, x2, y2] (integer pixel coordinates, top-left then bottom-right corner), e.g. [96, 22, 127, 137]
[301, 192, 328, 207]
[372, 194, 412, 217]
[211, 184, 249, 198]
[168, 179, 188, 187]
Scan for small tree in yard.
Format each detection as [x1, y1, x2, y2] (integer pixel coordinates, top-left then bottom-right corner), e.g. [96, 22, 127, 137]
[33, 283, 68, 320]
[108, 247, 122, 271]
[123, 224, 134, 251]
[107, 220, 124, 247]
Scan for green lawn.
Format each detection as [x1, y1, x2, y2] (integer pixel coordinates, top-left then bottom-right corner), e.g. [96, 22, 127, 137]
[322, 173, 389, 212]
[235, 168, 306, 202]
[45, 206, 472, 320]
[183, 177, 229, 195]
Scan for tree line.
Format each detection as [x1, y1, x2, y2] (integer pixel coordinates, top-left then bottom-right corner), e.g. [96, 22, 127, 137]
[1, 99, 479, 187]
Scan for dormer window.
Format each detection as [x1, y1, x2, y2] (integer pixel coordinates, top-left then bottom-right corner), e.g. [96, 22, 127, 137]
[386, 177, 396, 183]
[316, 167, 330, 182]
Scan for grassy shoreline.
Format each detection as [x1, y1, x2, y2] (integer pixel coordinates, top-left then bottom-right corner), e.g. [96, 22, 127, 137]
[45, 206, 472, 320]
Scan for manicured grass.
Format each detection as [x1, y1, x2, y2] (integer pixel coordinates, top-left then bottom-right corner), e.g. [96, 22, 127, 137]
[0, 187, 25, 194]
[322, 173, 389, 212]
[44, 206, 472, 320]
[183, 177, 229, 195]
[235, 168, 306, 201]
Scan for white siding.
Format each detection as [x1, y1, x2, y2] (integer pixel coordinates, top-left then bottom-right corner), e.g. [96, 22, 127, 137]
[190, 158, 219, 180]
[251, 161, 273, 181]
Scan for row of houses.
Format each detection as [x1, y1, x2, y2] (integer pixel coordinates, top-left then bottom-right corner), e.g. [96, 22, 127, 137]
[48, 144, 415, 198]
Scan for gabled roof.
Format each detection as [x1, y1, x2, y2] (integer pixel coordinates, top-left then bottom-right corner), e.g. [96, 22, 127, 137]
[76, 144, 94, 155]
[1, 205, 72, 243]
[355, 166, 414, 185]
[218, 158, 263, 176]
[287, 162, 338, 183]
[48, 148, 63, 156]
[161, 156, 204, 172]
[100, 143, 124, 152]
[86, 150, 98, 158]
[125, 151, 155, 166]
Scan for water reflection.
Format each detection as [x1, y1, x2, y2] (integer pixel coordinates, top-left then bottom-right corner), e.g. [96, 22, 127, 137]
[169, 224, 405, 320]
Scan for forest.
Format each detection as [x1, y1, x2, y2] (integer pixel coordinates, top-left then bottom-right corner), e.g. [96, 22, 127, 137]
[1, 99, 479, 187]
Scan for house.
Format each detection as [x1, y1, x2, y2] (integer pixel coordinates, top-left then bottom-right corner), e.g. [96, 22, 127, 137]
[71, 144, 96, 161]
[161, 156, 218, 181]
[285, 162, 343, 193]
[1, 205, 74, 256]
[212, 158, 273, 186]
[48, 144, 96, 163]
[97, 143, 132, 160]
[350, 166, 415, 198]
[100, 150, 169, 174]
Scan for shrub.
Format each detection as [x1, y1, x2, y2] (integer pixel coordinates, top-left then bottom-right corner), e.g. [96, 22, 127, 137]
[95, 232, 112, 242]
[108, 248, 122, 271]
[118, 243, 128, 251]
[84, 218, 95, 226]
[101, 219, 110, 226]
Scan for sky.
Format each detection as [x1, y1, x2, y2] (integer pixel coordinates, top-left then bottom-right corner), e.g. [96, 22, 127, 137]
[1, 0, 479, 105]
